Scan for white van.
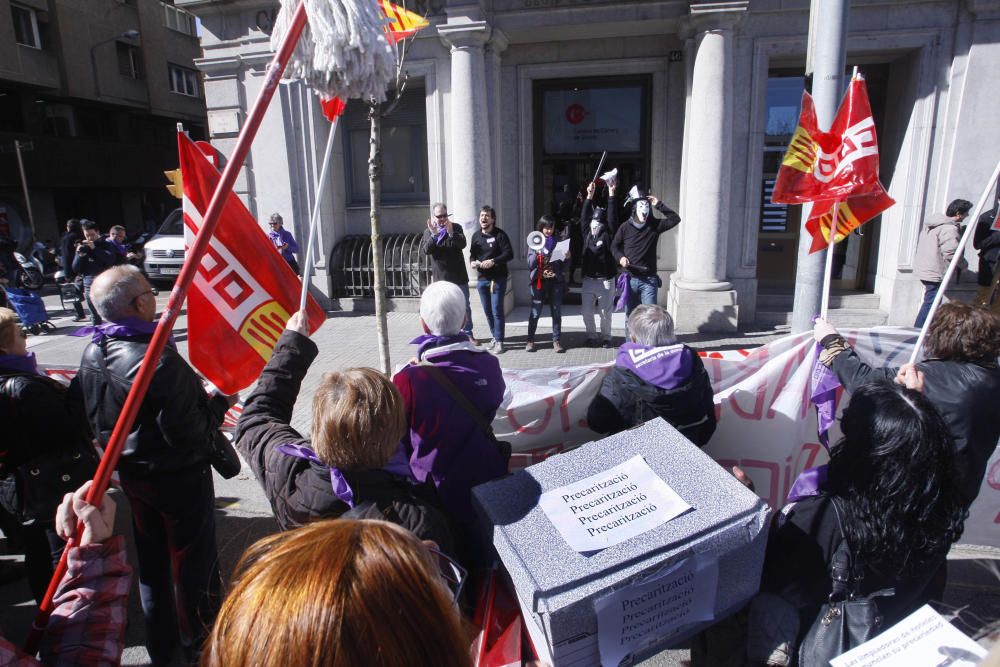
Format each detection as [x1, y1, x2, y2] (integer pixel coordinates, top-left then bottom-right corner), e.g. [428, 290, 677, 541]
[143, 209, 186, 283]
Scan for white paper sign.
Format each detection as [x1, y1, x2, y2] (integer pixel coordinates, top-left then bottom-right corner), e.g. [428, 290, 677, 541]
[550, 238, 571, 263]
[539, 455, 691, 553]
[830, 605, 985, 667]
[595, 554, 719, 667]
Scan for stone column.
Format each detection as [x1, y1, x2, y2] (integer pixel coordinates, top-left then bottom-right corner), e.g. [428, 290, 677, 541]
[438, 19, 494, 227]
[668, 2, 747, 332]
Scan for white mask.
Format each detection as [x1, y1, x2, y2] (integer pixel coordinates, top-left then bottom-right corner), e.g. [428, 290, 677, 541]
[635, 200, 651, 223]
[590, 220, 602, 235]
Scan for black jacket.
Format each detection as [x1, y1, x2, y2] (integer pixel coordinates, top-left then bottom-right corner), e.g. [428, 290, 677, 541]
[974, 207, 1000, 286]
[234, 329, 456, 550]
[78, 334, 230, 478]
[420, 226, 468, 284]
[469, 227, 514, 281]
[72, 239, 123, 280]
[586, 350, 716, 445]
[60, 231, 82, 280]
[609, 196, 681, 277]
[826, 340, 1000, 506]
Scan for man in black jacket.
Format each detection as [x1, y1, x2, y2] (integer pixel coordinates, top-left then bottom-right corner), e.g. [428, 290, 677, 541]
[581, 181, 616, 348]
[609, 185, 681, 317]
[420, 202, 473, 340]
[77, 265, 234, 665]
[58, 219, 86, 321]
[587, 304, 716, 445]
[72, 220, 123, 325]
[973, 204, 1000, 307]
[469, 205, 513, 353]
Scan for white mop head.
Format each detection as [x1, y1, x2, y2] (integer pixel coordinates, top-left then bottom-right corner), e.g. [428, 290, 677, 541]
[272, 0, 396, 102]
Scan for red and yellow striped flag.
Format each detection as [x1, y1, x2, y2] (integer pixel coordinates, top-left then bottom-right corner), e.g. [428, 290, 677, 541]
[380, 0, 429, 44]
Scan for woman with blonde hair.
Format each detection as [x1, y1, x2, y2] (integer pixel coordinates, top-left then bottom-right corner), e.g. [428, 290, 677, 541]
[202, 519, 471, 667]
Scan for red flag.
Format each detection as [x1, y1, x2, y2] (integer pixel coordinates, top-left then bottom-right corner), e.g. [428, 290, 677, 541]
[177, 131, 326, 394]
[380, 0, 429, 44]
[320, 96, 346, 122]
[804, 185, 895, 253]
[772, 76, 883, 204]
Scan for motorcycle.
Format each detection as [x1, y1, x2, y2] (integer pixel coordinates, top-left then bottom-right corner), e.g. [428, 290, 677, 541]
[13, 251, 44, 290]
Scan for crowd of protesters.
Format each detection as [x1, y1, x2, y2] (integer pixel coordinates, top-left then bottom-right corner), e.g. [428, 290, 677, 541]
[0, 202, 999, 666]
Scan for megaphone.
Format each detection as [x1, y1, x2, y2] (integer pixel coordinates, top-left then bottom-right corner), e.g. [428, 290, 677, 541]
[526, 231, 545, 251]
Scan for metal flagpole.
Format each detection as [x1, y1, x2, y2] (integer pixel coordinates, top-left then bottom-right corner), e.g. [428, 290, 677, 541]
[819, 200, 841, 319]
[23, 2, 310, 653]
[790, 0, 849, 333]
[908, 156, 1000, 364]
[300, 116, 340, 312]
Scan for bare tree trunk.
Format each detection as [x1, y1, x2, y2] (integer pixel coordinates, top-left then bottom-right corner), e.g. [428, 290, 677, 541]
[368, 100, 391, 374]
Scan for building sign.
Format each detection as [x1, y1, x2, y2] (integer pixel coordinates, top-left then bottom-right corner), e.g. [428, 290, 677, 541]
[543, 87, 642, 154]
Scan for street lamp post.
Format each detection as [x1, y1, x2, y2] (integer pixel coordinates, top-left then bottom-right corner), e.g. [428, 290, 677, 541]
[89, 29, 140, 99]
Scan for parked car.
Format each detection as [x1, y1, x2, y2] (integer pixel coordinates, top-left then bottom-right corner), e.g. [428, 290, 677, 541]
[143, 209, 185, 283]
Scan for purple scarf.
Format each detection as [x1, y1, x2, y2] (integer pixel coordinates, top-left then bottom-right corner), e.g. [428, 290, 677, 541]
[0, 352, 40, 376]
[787, 465, 828, 503]
[434, 224, 448, 245]
[409, 333, 472, 360]
[72, 317, 175, 348]
[276, 443, 355, 508]
[614, 273, 629, 311]
[809, 344, 841, 448]
[543, 235, 555, 254]
[616, 342, 694, 390]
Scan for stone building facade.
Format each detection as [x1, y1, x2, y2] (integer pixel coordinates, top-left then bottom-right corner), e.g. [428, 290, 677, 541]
[178, 0, 1000, 330]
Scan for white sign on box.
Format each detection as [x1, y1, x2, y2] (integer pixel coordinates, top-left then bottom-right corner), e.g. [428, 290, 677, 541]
[539, 455, 691, 553]
[830, 605, 985, 667]
[595, 554, 719, 667]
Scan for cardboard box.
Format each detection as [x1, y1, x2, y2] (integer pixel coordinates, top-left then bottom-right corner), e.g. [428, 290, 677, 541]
[472, 418, 771, 667]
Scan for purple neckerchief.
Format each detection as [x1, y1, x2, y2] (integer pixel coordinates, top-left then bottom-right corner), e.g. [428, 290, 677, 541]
[810, 344, 841, 448]
[614, 273, 629, 311]
[276, 443, 355, 508]
[71, 317, 175, 348]
[110, 239, 128, 256]
[786, 465, 828, 503]
[409, 333, 473, 360]
[617, 342, 693, 390]
[434, 224, 448, 245]
[543, 235, 555, 255]
[0, 352, 40, 376]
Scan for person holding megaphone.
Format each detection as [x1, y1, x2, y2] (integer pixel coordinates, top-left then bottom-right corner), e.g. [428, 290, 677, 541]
[525, 216, 567, 353]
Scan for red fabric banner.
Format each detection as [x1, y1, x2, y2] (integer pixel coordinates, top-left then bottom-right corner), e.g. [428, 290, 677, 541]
[772, 77, 884, 204]
[804, 185, 896, 254]
[177, 131, 326, 394]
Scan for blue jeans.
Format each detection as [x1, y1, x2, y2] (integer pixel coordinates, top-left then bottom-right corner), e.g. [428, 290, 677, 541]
[457, 282, 473, 336]
[122, 465, 222, 665]
[528, 280, 563, 341]
[476, 278, 506, 342]
[914, 280, 940, 328]
[626, 274, 659, 316]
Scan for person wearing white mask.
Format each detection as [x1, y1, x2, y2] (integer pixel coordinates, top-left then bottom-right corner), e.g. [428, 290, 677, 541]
[609, 184, 681, 316]
[581, 181, 616, 347]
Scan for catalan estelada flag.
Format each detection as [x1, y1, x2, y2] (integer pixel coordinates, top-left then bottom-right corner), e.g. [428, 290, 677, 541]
[177, 130, 326, 394]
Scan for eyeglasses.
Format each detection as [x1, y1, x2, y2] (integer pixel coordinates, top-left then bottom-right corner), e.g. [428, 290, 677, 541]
[428, 547, 467, 602]
[130, 289, 155, 306]
[434, 214, 450, 220]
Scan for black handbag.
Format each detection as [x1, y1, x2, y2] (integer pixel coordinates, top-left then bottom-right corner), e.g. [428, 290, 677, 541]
[798, 498, 895, 667]
[209, 431, 242, 479]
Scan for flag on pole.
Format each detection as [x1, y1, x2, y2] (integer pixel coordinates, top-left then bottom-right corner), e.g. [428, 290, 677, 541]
[177, 131, 326, 394]
[379, 0, 429, 43]
[772, 76, 883, 204]
[803, 184, 895, 253]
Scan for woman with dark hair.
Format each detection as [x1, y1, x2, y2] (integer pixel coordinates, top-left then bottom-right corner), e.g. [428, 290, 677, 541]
[202, 520, 471, 667]
[815, 302, 1000, 507]
[754, 382, 967, 661]
[526, 215, 567, 353]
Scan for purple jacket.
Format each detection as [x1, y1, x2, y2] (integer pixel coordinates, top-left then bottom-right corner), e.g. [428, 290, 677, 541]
[389, 337, 507, 525]
[267, 228, 299, 263]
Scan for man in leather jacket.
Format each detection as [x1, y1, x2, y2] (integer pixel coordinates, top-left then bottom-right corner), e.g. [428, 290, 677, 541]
[76, 265, 236, 665]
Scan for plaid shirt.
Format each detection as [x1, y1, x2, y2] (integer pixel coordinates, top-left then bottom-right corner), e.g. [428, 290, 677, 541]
[0, 536, 131, 666]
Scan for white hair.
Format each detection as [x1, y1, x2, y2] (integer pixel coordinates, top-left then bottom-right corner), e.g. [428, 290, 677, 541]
[91, 265, 146, 321]
[420, 281, 466, 335]
[627, 304, 677, 346]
